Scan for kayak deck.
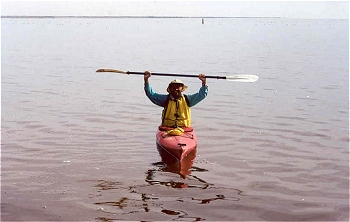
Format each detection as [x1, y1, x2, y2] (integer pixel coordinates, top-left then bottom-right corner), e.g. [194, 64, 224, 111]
[156, 127, 197, 162]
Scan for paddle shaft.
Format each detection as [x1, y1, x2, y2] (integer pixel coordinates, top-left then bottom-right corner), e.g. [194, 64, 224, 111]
[126, 71, 226, 79]
[96, 69, 258, 82]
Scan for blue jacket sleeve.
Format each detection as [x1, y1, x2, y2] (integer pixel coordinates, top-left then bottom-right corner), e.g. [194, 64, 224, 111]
[144, 83, 168, 107]
[186, 85, 208, 107]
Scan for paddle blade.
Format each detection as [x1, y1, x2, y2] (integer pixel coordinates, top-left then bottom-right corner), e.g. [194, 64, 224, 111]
[226, 75, 259, 82]
[96, 69, 127, 74]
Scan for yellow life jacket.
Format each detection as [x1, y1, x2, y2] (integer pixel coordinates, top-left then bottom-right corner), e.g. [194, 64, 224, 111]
[162, 95, 191, 127]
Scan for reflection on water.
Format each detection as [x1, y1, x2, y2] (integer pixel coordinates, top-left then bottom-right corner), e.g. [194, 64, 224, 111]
[92, 151, 245, 221]
[147, 148, 212, 189]
[94, 180, 122, 190]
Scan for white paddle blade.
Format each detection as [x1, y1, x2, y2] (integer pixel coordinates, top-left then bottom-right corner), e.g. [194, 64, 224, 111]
[226, 75, 259, 82]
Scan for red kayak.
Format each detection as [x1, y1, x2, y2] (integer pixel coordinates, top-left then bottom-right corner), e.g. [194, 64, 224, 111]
[156, 126, 197, 162]
[157, 146, 197, 179]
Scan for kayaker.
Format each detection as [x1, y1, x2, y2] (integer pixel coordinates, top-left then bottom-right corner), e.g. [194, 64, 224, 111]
[144, 71, 208, 129]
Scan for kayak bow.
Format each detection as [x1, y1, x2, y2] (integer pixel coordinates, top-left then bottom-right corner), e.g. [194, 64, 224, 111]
[156, 126, 197, 162]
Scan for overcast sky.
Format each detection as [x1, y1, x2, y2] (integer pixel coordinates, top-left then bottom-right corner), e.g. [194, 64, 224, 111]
[1, 1, 349, 19]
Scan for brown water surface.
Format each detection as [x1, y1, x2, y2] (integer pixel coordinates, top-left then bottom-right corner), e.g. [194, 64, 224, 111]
[1, 18, 349, 221]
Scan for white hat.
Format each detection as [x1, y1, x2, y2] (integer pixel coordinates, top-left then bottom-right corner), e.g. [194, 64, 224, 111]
[167, 79, 188, 93]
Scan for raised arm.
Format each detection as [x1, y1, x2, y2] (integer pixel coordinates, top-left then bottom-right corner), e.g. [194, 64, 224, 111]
[186, 74, 208, 107]
[144, 71, 168, 107]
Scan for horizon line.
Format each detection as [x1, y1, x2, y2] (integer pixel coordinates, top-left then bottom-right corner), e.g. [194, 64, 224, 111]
[1, 15, 283, 19]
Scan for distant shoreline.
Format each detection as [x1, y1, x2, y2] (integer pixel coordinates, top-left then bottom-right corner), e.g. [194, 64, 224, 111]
[1, 15, 282, 19]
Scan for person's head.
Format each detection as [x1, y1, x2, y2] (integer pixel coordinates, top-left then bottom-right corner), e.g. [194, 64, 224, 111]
[167, 79, 188, 99]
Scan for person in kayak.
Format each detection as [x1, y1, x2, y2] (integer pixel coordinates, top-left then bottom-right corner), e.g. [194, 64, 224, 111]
[144, 71, 208, 129]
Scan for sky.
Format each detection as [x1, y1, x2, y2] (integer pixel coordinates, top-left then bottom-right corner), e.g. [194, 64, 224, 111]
[1, 1, 349, 19]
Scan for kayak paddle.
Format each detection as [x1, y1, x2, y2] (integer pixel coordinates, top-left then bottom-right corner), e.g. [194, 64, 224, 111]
[96, 69, 259, 83]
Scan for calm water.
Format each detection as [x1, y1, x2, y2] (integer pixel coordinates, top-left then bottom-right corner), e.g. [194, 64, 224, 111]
[1, 17, 349, 221]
